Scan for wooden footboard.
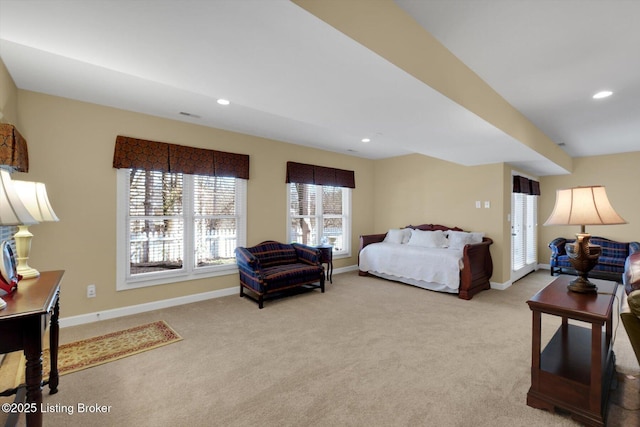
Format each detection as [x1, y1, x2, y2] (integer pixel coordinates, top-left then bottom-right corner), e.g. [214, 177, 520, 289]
[459, 237, 493, 300]
[358, 224, 493, 299]
[358, 233, 387, 275]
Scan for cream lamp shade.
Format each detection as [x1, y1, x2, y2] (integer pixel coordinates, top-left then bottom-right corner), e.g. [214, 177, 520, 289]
[544, 186, 626, 231]
[11, 180, 60, 223]
[544, 185, 626, 294]
[0, 168, 37, 226]
[4, 179, 59, 279]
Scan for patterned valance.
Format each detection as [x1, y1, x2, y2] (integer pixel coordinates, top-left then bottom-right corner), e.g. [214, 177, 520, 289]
[286, 161, 355, 189]
[513, 175, 540, 196]
[0, 124, 29, 172]
[113, 136, 249, 179]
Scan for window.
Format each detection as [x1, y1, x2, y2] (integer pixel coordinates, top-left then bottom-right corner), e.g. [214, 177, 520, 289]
[287, 183, 351, 256]
[117, 168, 246, 289]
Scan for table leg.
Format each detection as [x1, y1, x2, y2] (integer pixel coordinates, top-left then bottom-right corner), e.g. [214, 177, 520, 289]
[527, 309, 553, 411]
[590, 322, 603, 414]
[531, 310, 541, 383]
[23, 318, 43, 427]
[48, 294, 60, 394]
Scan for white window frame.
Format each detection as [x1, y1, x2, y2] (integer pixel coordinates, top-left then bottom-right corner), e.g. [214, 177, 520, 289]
[116, 169, 246, 290]
[286, 183, 351, 258]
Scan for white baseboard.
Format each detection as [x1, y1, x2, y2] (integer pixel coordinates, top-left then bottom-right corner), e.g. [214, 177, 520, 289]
[334, 264, 359, 274]
[490, 281, 512, 291]
[490, 264, 551, 291]
[60, 266, 362, 328]
[60, 286, 239, 328]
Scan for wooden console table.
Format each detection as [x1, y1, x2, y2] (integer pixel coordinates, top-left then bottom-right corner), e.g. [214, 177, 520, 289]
[526, 275, 617, 427]
[0, 270, 64, 427]
[317, 245, 333, 283]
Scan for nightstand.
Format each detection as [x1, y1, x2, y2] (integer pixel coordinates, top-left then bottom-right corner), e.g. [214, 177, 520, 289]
[526, 275, 617, 426]
[317, 245, 333, 283]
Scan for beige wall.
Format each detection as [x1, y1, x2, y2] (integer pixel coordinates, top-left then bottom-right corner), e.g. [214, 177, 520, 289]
[13, 90, 374, 317]
[0, 59, 18, 124]
[538, 152, 640, 263]
[372, 154, 510, 283]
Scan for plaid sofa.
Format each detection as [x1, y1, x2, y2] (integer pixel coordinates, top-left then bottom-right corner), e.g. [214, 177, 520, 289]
[549, 236, 640, 281]
[621, 251, 640, 364]
[235, 241, 324, 308]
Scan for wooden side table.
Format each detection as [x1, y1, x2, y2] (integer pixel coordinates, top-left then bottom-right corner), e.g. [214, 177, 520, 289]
[0, 270, 64, 427]
[526, 275, 617, 427]
[317, 245, 333, 283]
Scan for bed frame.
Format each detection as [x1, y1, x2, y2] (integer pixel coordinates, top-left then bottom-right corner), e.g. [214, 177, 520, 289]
[358, 224, 493, 300]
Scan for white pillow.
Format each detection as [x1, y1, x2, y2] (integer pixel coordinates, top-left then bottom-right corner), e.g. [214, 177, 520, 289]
[447, 231, 485, 250]
[407, 229, 447, 248]
[401, 228, 411, 244]
[384, 228, 404, 244]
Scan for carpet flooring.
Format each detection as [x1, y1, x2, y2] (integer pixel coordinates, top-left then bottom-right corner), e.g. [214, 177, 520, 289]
[0, 270, 638, 426]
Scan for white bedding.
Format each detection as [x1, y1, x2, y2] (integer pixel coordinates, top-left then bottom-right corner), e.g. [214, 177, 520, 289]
[359, 242, 464, 293]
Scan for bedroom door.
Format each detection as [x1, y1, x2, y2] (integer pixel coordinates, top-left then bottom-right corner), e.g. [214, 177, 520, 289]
[511, 192, 537, 281]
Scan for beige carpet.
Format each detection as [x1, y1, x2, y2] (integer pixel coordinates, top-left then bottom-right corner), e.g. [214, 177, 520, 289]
[0, 270, 637, 426]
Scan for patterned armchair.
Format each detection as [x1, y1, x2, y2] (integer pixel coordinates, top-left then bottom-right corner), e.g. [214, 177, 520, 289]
[621, 252, 640, 365]
[549, 236, 640, 282]
[235, 241, 324, 308]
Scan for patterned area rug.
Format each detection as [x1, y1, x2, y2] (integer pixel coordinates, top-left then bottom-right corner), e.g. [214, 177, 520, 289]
[17, 320, 182, 384]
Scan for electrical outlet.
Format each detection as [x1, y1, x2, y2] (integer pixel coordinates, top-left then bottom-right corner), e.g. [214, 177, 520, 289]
[87, 284, 96, 298]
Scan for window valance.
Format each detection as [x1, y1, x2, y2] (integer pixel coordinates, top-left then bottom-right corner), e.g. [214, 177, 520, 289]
[0, 124, 29, 172]
[513, 175, 540, 196]
[286, 161, 355, 189]
[113, 135, 249, 179]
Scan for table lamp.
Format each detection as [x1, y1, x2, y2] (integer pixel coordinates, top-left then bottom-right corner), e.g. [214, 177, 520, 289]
[11, 179, 59, 279]
[0, 168, 38, 308]
[544, 185, 626, 293]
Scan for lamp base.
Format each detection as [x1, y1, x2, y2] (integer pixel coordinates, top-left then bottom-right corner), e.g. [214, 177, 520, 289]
[14, 225, 40, 280]
[566, 233, 600, 294]
[567, 276, 598, 294]
[17, 265, 40, 280]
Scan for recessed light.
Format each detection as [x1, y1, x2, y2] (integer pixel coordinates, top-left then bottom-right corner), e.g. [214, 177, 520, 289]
[361, 138, 370, 143]
[179, 111, 201, 118]
[592, 91, 613, 99]
[217, 99, 230, 105]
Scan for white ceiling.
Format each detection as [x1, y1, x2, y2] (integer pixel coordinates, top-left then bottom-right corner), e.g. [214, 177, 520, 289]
[1, 0, 638, 177]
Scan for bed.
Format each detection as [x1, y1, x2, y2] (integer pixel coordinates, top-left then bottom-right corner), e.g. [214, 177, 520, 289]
[358, 224, 493, 300]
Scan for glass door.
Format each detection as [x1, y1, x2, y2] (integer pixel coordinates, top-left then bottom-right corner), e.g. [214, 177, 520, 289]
[512, 192, 538, 281]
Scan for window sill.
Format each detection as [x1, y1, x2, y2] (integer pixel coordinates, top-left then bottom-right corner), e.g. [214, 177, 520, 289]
[333, 252, 352, 260]
[117, 265, 238, 291]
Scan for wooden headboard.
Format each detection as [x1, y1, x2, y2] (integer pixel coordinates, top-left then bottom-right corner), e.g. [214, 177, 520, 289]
[406, 224, 464, 232]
